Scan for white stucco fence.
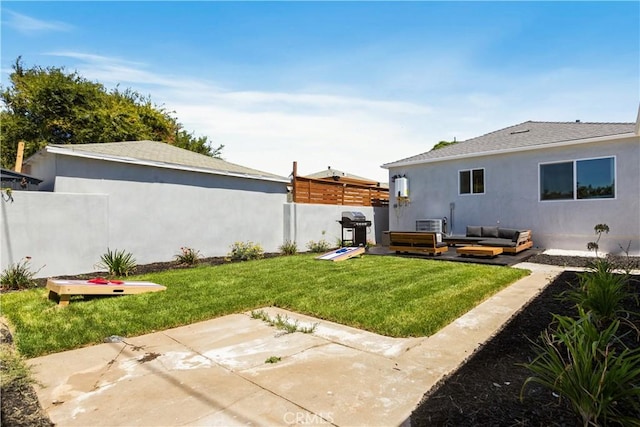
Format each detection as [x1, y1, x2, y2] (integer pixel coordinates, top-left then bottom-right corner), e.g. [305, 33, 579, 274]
[1, 192, 387, 278]
[1, 192, 109, 277]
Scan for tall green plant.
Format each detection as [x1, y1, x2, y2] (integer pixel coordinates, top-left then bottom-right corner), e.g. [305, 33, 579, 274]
[522, 310, 640, 426]
[565, 258, 631, 325]
[97, 248, 136, 277]
[0, 257, 41, 290]
[0, 57, 223, 168]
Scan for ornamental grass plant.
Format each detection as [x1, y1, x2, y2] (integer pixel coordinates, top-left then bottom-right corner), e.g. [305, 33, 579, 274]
[522, 310, 640, 427]
[523, 251, 640, 426]
[97, 248, 136, 277]
[564, 258, 634, 325]
[278, 240, 298, 255]
[0, 257, 40, 290]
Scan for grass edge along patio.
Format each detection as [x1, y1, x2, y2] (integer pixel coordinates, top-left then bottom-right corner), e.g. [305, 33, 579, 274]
[0, 254, 529, 358]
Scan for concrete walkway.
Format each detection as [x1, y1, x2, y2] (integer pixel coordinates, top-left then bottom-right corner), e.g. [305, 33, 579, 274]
[28, 263, 565, 426]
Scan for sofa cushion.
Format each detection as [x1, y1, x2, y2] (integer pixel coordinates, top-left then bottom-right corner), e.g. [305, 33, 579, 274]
[466, 226, 482, 237]
[498, 228, 518, 240]
[481, 226, 499, 238]
[478, 238, 516, 248]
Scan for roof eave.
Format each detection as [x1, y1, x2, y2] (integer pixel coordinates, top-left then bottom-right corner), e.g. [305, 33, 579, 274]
[381, 132, 637, 169]
[43, 146, 290, 184]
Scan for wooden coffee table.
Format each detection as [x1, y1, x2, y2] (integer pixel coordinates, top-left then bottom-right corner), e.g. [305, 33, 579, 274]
[456, 246, 503, 258]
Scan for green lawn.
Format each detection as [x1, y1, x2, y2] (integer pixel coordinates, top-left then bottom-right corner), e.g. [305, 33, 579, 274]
[1, 254, 529, 358]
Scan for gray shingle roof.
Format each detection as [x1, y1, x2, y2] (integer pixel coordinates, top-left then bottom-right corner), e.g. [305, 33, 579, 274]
[383, 121, 636, 168]
[46, 140, 288, 182]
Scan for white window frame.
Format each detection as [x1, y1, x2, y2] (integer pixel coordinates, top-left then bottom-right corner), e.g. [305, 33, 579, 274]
[458, 168, 485, 195]
[538, 156, 616, 202]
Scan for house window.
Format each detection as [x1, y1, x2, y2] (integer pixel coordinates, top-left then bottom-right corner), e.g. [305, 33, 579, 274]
[459, 168, 484, 195]
[540, 157, 615, 201]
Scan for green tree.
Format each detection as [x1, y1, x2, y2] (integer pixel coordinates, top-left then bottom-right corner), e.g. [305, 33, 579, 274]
[0, 57, 223, 168]
[431, 140, 456, 151]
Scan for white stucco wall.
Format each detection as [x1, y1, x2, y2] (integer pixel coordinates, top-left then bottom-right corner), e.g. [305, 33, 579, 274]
[48, 156, 288, 265]
[3, 153, 390, 277]
[1, 194, 390, 278]
[1, 192, 109, 277]
[387, 136, 640, 255]
[284, 203, 387, 249]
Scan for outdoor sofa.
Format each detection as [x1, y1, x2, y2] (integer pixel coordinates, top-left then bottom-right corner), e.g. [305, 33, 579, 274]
[389, 231, 449, 256]
[443, 226, 533, 254]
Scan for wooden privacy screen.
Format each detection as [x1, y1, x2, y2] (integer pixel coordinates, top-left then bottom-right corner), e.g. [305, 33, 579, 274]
[292, 176, 389, 207]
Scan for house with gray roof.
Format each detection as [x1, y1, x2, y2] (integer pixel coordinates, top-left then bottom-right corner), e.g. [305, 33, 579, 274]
[382, 108, 640, 255]
[27, 140, 288, 191]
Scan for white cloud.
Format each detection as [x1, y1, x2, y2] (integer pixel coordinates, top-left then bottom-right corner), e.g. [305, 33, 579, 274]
[4, 10, 72, 34]
[38, 51, 640, 183]
[45, 51, 438, 182]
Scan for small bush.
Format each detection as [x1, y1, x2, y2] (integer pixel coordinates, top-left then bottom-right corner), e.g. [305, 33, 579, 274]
[306, 239, 331, 253]
[279, 240, 298, 255]
[228, 241, 264, 261]
[564, 258, 631, 325]
[0, 257, 39, 290]
[175, 247, 201, 265]
[98, 248, 136, 277]
[522, 310, 640, 426]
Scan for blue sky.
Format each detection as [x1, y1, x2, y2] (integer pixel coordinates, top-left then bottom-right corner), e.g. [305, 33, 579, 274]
[2, 1, 638, 182]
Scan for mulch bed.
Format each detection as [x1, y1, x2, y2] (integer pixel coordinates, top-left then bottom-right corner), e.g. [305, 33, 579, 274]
[410, 270, 640, 426]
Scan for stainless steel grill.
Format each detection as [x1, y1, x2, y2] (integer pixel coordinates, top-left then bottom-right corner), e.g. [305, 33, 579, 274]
[338, 211, 371, 247]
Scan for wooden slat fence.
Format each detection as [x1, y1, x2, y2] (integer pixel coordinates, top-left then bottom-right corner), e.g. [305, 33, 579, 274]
[293, 176, 389, 207]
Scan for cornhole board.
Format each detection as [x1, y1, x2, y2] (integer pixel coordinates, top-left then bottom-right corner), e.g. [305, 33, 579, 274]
[315, 247, 365, 262]
[46, 279, 167, 306]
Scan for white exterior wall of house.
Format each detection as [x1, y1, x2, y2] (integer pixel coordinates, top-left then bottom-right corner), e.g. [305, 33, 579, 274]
[387, 135, 639, 255]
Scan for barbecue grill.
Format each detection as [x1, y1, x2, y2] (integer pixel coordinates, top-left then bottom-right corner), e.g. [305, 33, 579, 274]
[339, 211, 372, 247]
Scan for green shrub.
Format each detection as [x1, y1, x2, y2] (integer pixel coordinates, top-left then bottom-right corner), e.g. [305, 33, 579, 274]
[98, 248, 136, 277]
[227, 241, 264, 261]
[175, 247, 201, 265]
[565, 258, 631, 325]
[306, 239, 331, 253]
[522, 310, 640, 426]
[0, 257, 39, 290]
[278, 240, 298, 255]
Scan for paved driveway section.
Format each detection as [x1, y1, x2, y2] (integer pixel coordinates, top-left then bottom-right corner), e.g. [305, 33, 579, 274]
[28, 264, 563, 426]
